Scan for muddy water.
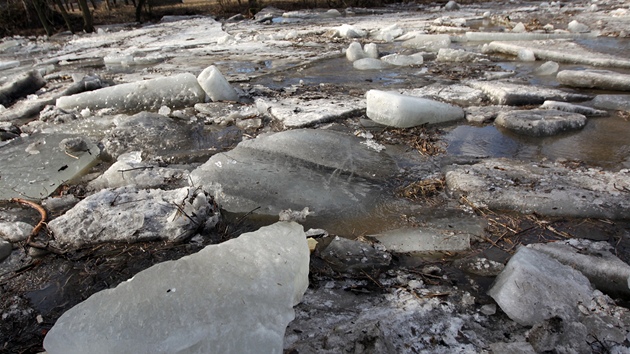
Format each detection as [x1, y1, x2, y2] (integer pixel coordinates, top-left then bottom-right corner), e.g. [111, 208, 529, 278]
[446, 112, 630, 170]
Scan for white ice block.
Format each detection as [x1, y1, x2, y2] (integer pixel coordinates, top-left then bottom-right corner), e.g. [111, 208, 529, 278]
[366, 90, 464, 128]
[56, 73, 206, 112]
[197, 65, 239, 102]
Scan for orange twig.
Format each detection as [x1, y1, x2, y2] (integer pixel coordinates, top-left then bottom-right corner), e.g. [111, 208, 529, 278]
[10, 198, 47, 244]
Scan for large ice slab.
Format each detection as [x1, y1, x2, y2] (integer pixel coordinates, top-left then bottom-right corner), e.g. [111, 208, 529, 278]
[445, 158, 630, 219]
[489, 247, 594, 326]
[528, 239, 630, 298]
[366, 90, 464, 128]
[56, 73, 206, 113]
[101, 112, 238, 163]
[189, 129, 395, 224]
[48, 186, 218, 248]
[256, 96, 365, 128]
[484, 40, 630, 69]
[0, 134, 99, 201]
[44, 221, 309, 354]
[466, 80, 592, 105]
[466, 31, 596, 42]
[402, 34, 451, 52]
[557, 69, 630, 91]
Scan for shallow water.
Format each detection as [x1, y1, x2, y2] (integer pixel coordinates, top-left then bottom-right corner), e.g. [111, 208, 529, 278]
[445, 113, 630, 170]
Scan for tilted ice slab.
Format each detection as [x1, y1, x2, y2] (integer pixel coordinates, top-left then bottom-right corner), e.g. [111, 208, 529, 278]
[366, 90, 465, 128]
[484, 40, 630, 69]
[0, 134, 99, 201]
[528, 239, 630, 298]
[44, 221, 309, 354]
[540, 101, 607, 117]
[48, 186, 218, 248]
[466, 80, 592, 105]
[488, 246, 594, 326]
[0, 70, 46, 107]
[256, 96, 365, 128]
[445, 158, 630, 219]
[56, 73, 206, 113]
[189, 129, 396, 219]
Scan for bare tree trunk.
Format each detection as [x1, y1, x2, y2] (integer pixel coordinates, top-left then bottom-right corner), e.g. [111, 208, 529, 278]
[63, 0, 74, 12]
[135, 0, 151, 23]
[21, 0, 32, 23]
[135, 0, 145, 22]
[89, 0, 98, 10]
[32, 0, 53, 36]
[77, 0, 95, 32]
[53, 0, 75, 33]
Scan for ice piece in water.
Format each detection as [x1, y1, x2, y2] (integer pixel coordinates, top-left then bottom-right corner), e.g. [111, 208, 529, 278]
[517, 48, 536, 61]
[43, 221, 309, 354]
[465, 31, 595, 41]
[370, 227, 470, 253]
[402, 34, 451, 52]
[533, 61, 559, 75]
[56, 73, 206, 113]
[540, 101, 607, 117]
[103, 53, 134, 66]
[488, 247, 594, 326]
[346, 42, 367, 62]
[197, 65, 239, 102]
[0, 61, 19, 71]
[466, 80, 592, 105]
[366, 90, 464, 128]
[373, 23, 404, 42]
[436, 48, 484, 62]
[332, 24, 366, 38]
[495, 109, 586, 136]
[381, 53, 423, 66]
[0, 70, 46, 106]
[444, 0, 459, 11]
[353, 58, 390, 70]
[557, 69, 630, 91]
[0, 134, 99, 201]
[364, 43, 379, 59]
[567, 20, 589, 33]
[512, 22, 526, 33]
[590, 94, 630, 111]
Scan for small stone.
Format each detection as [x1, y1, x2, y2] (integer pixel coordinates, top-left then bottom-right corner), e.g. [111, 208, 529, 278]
[0, 239, 12, 262]
[444, 0, 460, 11]
[480, 304, 496, 316]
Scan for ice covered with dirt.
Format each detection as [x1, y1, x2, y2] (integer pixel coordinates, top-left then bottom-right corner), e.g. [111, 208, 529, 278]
[256, 96, 365, 128]
[48, 186, 218, 248]
[44, 221, 309, 354]
[445, 158, 630, 219]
